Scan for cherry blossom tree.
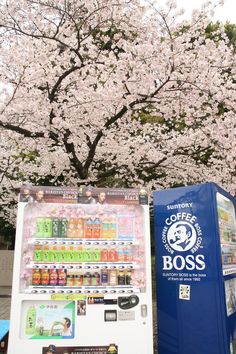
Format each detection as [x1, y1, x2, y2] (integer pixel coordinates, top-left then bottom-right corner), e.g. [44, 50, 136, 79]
[0, 0, 235, 223]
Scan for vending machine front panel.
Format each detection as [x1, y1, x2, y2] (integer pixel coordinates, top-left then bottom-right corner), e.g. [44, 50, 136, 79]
[154, 183, 235, 354]
[8, 186, 153, 354]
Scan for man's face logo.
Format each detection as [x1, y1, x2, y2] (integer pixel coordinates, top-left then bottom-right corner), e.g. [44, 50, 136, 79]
[174, 225, 191, 243]
[167, 221, 197, 252]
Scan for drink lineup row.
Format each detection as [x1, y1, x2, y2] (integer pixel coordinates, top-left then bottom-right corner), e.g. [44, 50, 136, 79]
[31, 244, 136, 263]
[34, 215, 134, 239]
[31, 268, 133, 287]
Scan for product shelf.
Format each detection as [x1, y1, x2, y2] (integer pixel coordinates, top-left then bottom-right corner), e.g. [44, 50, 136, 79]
[26, 262, 137, 270]
[28, 238, 136, 246]
[24, 285, 141, 295]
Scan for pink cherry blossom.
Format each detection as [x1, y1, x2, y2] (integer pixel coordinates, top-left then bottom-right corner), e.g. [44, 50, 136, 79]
[0, 0, 235, 223]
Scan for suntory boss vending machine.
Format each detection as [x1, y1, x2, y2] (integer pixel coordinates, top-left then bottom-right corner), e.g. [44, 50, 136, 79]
[154, 182, 236, 354]
[8, 186, 153, 354]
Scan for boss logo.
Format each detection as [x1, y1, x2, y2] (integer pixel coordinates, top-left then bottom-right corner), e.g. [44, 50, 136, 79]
[161, 212, 205, 271]
[162, 254, 205, 271]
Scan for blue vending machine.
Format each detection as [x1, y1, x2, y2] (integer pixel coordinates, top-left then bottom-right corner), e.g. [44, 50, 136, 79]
[154, 182, 236, 354]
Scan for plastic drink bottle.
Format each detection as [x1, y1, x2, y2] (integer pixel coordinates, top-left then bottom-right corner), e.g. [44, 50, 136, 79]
[109, 216, 117, 239]
[41, 269, 49, 286]
[74, 274, 80, 286]
[101, 269, 108, 286]
[25, 306, 36, 335]
[68, 246, 75, 261]
[109, 248, 118, 262]
[91, 272, 101, 286]
[32, 269, 41, 285]
[92, 248, 101, 262]
[60, 218, 68, 238]
[42, 245, 50, 262]
[83, 272, 91, 286]
[51, 245, 59, 262]
[52, 218, 60, 238]
[101, 216, 109, 239]
[101, 248, 108, 262]
[77, 218, 84, 238]
[76, 246, 84, 262]
[66, 273, 74, 287]
[117, 246, 125, 262]
[49, 269, 58, 286]
[43, 218, 53, 238]
[57, 269, 66, 286]
[58, 269, 67, 286]
[109, 270, 117, 286]
[93, 218, 101, 238]
[125, 270, 132, 285]
[85, 218, 93, 238]
[118, 270, 125, 285]
[60, 245, 67, 262]
[33, 245, 42, 262]
[67, 218, 76, 238]
[35, 218, 45, 237]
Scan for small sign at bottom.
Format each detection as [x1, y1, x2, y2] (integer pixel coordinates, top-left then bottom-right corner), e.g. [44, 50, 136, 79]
[179, 284, 191, 301]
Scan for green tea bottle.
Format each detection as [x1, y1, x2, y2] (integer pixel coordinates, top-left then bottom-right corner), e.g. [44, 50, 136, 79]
[25, 306, 36, 335]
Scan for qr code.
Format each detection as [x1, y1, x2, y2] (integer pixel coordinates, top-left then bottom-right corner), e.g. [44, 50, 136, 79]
[179, 284, 191, 300]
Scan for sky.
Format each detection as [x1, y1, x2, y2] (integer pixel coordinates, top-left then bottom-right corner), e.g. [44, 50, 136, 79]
[149, 0, 236, 23]
[175, 0, 236, 23]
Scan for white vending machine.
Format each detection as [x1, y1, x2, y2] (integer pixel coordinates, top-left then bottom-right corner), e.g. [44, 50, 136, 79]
[8, 186, 153, 354]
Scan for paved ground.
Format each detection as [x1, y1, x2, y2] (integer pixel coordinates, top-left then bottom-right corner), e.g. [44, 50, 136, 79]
[0, 298, 11, 321]
[0, 287, 12, 321]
